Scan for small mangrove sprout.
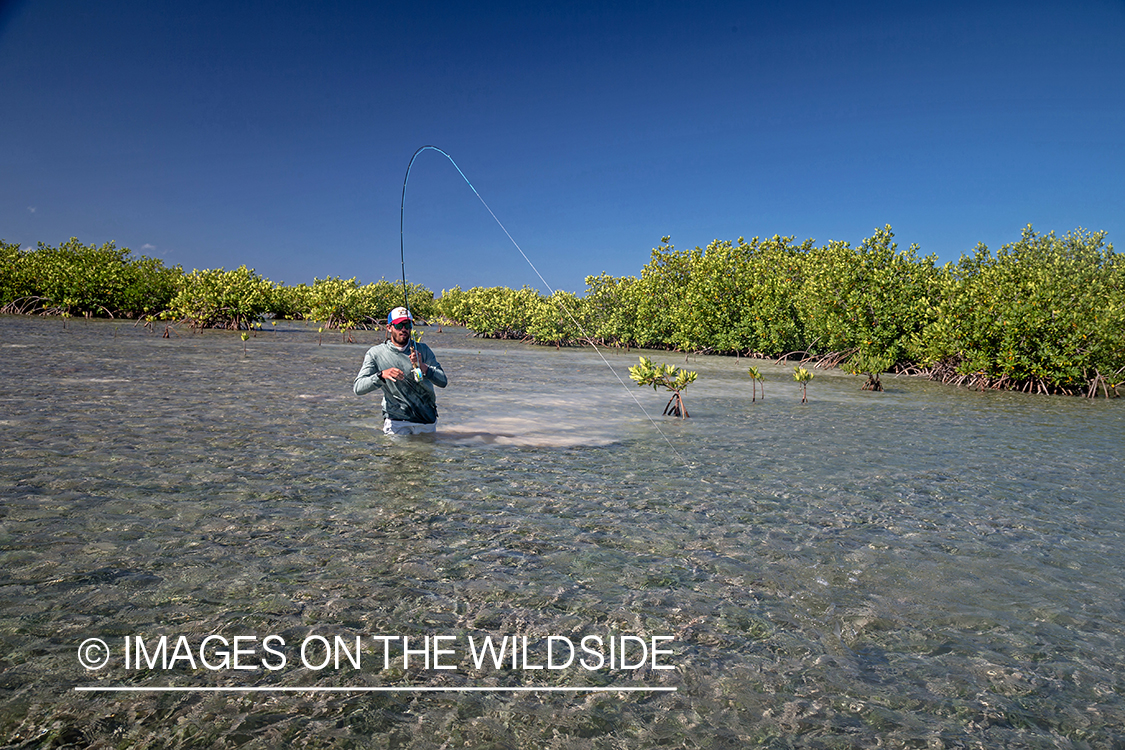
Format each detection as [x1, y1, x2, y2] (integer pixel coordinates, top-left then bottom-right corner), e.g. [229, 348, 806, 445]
[240, 331, 250, 356]
[844, 351, 892, 392]
[793, 365, 814, 403]
[747, 366, 765, 402]
[629, 356, 698, 418]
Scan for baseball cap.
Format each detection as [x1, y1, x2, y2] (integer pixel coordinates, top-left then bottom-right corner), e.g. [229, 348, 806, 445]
[388, 306, 413, 325]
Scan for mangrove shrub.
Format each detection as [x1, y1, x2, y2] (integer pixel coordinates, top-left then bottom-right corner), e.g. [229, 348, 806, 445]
[914, 226, 1123, 395]
[0, 237, 181, 317]
[168, 266, 275, 330]
[437, 225, 1120, 397]
[796, 226, 938, 366]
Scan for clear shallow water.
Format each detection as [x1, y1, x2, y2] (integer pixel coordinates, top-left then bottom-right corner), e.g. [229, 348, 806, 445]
[1, 315, 1123, 748]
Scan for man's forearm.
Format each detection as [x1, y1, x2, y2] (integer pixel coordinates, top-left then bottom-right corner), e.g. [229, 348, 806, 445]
[354, 354, 385, 395]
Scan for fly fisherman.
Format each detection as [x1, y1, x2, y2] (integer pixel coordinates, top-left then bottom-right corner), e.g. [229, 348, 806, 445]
[354, 306, 448, 435]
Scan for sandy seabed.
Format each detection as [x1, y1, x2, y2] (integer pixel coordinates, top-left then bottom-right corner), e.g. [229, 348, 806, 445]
[1, 316, 1124, 748]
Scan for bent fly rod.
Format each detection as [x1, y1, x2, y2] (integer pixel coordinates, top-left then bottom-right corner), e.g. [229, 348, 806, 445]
[397, 145, 689, 465]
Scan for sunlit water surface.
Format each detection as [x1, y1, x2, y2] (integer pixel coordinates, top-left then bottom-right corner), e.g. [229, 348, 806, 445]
[1, 316, 1123, 748]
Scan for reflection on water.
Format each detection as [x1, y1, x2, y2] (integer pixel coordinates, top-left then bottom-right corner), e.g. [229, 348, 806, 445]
[1, 315, 1123, 747]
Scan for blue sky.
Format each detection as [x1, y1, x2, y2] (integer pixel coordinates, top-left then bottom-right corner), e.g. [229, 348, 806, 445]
[2, 1, 1122, 294]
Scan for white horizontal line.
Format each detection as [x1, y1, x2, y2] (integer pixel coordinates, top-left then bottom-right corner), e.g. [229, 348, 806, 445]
[75, 686, 677, 693]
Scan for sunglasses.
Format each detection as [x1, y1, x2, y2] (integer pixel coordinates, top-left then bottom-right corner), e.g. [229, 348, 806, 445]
[391, 321, 413, 330]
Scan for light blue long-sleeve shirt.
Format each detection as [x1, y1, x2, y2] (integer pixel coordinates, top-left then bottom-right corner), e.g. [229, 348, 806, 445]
[353, 340, 447, 423]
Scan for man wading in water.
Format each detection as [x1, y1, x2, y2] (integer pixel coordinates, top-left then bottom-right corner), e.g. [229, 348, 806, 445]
[354, 306, 448, 435]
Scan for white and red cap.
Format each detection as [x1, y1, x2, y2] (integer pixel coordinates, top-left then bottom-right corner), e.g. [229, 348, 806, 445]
[388, 306, 413, 325]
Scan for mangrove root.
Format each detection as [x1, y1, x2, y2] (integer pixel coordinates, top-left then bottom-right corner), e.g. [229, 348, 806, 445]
[663, 393, 689, 418]
[861, 374, 884, 392]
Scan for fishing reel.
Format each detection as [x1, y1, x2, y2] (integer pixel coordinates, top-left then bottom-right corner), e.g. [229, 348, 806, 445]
[411, 329, 425, 381]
